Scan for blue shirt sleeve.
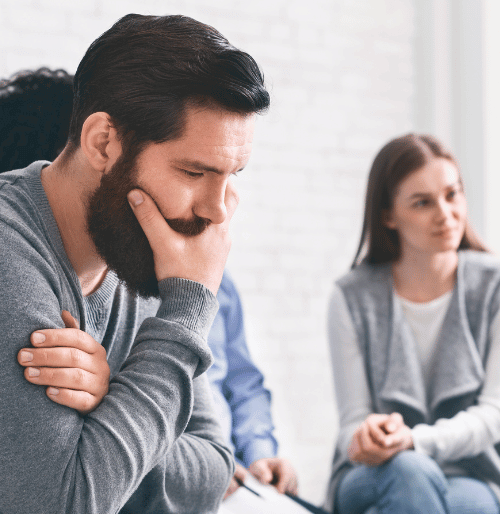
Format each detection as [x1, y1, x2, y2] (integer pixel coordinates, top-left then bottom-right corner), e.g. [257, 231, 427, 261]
[207, 271, 278, 467]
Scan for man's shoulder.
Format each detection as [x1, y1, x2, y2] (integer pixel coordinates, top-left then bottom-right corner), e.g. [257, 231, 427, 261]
[0, 161, 47, 230]
[0, 161, 65, 288]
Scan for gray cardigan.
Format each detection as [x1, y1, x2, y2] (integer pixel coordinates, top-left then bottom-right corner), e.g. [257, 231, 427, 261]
[325, 250, 500, 512]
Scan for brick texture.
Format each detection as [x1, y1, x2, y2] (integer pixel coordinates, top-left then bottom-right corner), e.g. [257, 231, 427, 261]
[0, 0, 416, 503]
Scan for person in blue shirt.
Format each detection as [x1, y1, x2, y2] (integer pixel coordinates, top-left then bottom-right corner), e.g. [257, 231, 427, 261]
[207, 271, 291, 492]
[208, 272, 329, 514]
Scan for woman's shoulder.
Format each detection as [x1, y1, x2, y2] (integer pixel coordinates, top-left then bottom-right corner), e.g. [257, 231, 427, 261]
[460, 249, 500, 276]
[336, 261, 391, 289]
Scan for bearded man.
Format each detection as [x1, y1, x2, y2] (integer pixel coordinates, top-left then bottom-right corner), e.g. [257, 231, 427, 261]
[0, 14, 269, 514]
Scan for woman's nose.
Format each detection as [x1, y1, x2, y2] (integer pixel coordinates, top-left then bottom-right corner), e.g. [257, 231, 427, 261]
[435, 199, 453, 222]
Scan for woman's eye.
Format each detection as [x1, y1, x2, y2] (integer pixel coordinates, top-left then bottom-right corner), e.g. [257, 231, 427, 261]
[447, 189, 458, 200]
[414, 199, 428, 208]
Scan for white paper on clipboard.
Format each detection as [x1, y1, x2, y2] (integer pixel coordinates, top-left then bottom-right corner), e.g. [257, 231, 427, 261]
[218, 474, 312, 514]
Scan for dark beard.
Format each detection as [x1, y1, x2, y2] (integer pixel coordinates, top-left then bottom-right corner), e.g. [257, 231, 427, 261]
[86, 150, 211, 299]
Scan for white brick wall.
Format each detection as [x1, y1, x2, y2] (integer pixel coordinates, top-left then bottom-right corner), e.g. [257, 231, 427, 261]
[0, 0, 416, 503]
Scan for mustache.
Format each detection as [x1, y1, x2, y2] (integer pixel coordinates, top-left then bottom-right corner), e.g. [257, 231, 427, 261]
[166, 216, 212, 236]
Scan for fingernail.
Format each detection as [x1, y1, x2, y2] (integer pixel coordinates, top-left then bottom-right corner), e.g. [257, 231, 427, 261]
[32, 333, 46, 345]
[28, 367, 40, 377]
[20, 351, 33, 362]
[128, 190, 144, 207]
[47, 387, 59, 396]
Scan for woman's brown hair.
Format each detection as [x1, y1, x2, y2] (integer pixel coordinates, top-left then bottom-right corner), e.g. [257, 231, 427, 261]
[352, 133, 487, 268]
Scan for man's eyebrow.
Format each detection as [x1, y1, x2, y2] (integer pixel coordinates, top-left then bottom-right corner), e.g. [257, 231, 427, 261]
[171, 159, 245, 175]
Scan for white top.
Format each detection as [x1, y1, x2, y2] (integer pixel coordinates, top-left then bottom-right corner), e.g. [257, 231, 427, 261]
[397, 291, 452, 391]
[329, 284, 500, 465]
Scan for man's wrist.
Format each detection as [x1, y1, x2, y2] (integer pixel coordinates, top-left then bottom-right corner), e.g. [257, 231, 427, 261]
[157, 278, 218, 337]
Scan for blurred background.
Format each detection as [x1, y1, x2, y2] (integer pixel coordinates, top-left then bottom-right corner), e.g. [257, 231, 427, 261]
[0, 0, 497, 504]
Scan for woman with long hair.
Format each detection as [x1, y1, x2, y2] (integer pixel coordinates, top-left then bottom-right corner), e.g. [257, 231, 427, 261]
[325, 133, 500, 513]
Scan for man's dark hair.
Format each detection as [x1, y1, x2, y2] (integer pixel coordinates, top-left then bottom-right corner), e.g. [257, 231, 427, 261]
[68, 14, 270, 155]
[0, 67, 73, 173]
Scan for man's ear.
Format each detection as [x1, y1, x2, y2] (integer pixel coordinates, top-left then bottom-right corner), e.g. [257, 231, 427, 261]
[382, 209, 396, 230]
[80, 112, 122, 172]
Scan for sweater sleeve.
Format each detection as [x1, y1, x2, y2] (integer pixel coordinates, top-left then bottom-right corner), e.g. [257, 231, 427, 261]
[118, 374, 234, 514]
[0, 219, 232, 514]
[412, 309, 500, 463]
[328, 284, 372, 459]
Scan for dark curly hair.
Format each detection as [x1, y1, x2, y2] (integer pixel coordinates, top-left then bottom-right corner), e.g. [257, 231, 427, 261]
[0, 67, 73, 173]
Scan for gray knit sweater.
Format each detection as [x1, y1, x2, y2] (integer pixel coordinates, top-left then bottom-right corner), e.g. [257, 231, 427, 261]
[0, 162, 233, 514]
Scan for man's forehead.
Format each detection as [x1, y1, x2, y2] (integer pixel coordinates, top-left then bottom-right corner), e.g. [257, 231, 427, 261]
[181, 106, 255, 140]
[163, 111, 254, 167]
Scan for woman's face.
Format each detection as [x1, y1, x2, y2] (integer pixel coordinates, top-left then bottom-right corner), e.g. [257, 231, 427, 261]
[385, 157, 467, 258]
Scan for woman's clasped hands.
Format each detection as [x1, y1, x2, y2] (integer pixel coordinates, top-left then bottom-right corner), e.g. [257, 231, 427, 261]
[348, 412, 414, 466]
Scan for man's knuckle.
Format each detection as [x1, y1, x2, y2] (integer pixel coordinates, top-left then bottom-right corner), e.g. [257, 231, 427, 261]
[74, 368, 86, 386]
[138, 209, 156, 225]
[45, 368, 56, 381]
[75, 329, 87, 347]
[80, 394, 93, 413]
[70, 347, 82, 365]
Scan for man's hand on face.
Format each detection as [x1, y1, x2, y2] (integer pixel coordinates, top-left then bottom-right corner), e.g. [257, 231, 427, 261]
[17, 311, 110, 415]
[127, 181, 238, 296]
[248, 457, 299, 496]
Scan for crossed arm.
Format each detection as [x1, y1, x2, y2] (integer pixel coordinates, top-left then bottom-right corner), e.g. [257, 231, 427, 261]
[17, 310, 109, 415]
[1, 187, 237, 513]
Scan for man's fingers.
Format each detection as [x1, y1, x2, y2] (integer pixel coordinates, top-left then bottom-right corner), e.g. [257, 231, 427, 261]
[286, 476, 299, 496]
[23, 366, 103, 395]
[18, 346, 96, 373]
[248, 457, 298, 495]
[127, 189, 177, 254]
[28, 327, 103, 354]
[248, 460, 273, 484]
[61, 310, 79, 329]
[45, 387, 96, 415]
[272, 460, 298, 495]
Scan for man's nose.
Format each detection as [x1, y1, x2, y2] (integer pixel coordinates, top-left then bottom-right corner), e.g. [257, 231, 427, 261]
[195, 180, 228, 225]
